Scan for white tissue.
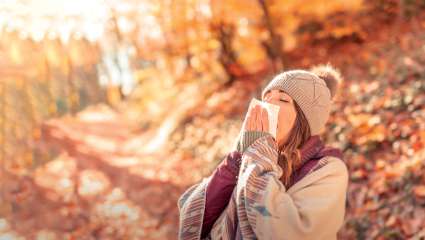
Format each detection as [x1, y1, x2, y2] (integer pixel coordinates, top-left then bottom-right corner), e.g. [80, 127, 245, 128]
[248, 98, 280, 139]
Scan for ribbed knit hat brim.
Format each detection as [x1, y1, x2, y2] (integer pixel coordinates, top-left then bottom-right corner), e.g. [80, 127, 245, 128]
[261, 70, 332, 135]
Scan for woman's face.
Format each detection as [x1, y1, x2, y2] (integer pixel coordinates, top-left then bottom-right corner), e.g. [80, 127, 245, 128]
[263, 89, 297, 146]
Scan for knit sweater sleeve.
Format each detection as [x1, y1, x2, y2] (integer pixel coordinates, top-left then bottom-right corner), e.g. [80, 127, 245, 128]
[236, 134, 349, 240]
[201, 151, 240, 238]
[235, 130, 272, 154]
[200, 130, 269, 238]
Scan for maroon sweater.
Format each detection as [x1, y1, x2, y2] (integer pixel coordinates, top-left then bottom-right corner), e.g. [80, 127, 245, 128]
[201, 135, 343, 239]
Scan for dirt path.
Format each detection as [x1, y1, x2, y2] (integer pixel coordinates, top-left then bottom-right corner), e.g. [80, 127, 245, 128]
[1, 105, 193, 240]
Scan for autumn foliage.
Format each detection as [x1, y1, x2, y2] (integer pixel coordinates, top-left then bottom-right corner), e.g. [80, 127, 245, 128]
[1, 0, 425, 239]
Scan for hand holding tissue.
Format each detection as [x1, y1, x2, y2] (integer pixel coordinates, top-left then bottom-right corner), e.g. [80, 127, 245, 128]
[245, 98, 280, 140]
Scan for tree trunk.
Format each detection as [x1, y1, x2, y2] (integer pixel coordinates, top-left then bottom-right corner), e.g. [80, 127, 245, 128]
[257, 0, 285, 72]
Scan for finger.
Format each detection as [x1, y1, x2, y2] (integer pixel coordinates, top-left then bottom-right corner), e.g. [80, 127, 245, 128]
[248, 102, 255, 114]
[246, 112, 252, 130]
[247, 106, 254, 131]
[255, 105, 262, 131]
[258, 106, 264, 131]
[243, 112, 249, 131]
[262, 107, 269, 132]
[245, 106, 253, 131]
[242, 110, 249, 130]
[244, 104, 254, 129]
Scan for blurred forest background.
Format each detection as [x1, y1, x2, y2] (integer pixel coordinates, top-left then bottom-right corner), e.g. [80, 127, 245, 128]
[0, 0, 425, 239]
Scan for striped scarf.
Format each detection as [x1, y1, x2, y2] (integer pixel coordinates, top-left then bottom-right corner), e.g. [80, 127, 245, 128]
[178, 135, 342, 240]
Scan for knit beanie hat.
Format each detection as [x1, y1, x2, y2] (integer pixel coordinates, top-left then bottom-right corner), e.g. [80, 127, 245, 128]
[261, 64, 343, 136]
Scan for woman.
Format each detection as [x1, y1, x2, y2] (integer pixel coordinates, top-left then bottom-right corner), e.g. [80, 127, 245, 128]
[178, 64, 349, 240]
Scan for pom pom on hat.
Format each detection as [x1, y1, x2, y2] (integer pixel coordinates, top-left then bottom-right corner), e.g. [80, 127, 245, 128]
[310, 63, 343, 99]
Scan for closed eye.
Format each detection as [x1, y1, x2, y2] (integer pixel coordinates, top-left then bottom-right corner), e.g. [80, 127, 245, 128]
[280, 99, 289, 102]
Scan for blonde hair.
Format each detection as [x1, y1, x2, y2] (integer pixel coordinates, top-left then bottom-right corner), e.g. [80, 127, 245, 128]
[277, 101, 311, 187]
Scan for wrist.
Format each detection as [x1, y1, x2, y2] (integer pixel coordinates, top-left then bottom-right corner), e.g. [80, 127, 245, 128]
[237, 130, 272, 154]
